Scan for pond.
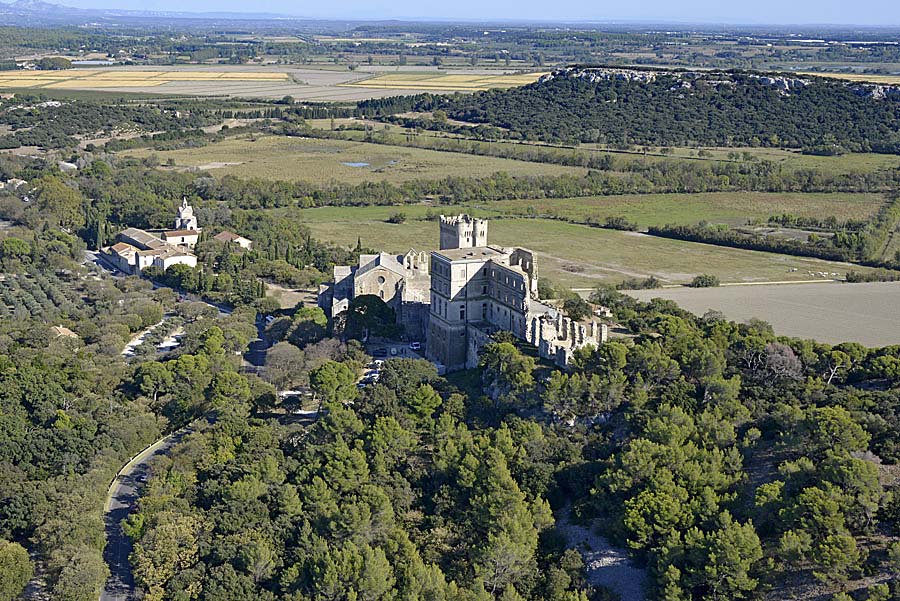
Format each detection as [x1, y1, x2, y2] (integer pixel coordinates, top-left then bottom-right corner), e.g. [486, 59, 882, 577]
[341, 161, 370, 167]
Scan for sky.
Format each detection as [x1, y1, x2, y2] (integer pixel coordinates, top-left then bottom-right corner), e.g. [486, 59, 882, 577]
[59, 0, 900, 26]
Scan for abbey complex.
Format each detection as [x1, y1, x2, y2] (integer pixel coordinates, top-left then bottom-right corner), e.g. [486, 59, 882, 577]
[320, 215, 607, 372]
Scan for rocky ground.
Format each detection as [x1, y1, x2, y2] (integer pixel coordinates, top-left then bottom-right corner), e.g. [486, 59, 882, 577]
[556, 506, 648, 601]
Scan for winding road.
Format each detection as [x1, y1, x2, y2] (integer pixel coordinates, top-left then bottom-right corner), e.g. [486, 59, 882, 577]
[99, 426, 194, 601]
[100, 316, 269, 600]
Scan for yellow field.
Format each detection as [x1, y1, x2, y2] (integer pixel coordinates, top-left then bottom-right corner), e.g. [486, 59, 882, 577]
[341, 72, 547, 90]
[318, 37, 409, 43]
[800, 71, 900, 84]
[44, 80, 165, 88]
[0, 69, 290, 89]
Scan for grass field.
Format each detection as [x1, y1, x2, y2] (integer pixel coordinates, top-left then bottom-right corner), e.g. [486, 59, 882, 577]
[122, 134, 586, 184]
[308, 124, 900, 176]
[628, 281, 900, 346]
[340, 71, 547, 90]
[620, 146, 900, 174]
[297, 208, 875, 287]
[800, 72, 900, 84]
[476, 192, 888, 227]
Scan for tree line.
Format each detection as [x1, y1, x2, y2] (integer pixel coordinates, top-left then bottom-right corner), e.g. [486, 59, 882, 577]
[647, 197, 900, 270]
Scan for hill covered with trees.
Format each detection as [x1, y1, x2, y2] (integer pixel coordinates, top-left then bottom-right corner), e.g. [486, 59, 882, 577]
[120, 286, 900, 600]
[427, 68, 900, 151]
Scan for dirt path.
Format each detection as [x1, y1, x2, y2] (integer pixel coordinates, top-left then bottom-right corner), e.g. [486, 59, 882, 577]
[556, 506, 647, 601]
[121, 319, 165, 356]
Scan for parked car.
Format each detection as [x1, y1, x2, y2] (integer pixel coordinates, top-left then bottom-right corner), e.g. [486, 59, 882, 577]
[390, 347, 398, 356]
[409, 342, 422, 351]
[372, 348, 388, 358]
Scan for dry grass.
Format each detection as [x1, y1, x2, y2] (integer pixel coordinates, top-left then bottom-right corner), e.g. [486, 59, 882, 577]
[121, 134, 586, 184]
[340, 71, 547, 90]
[800, 71, 900, 84]
[628, 281, 900, 347]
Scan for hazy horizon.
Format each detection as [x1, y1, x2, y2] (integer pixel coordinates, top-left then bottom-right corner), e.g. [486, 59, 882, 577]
[47, 0, 900, 27]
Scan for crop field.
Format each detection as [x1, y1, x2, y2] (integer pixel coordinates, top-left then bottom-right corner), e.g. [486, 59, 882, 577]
[339, 71, 547, 90]
[0, 69, 290, 89]
[799, 72, 900, 84]
[628, 281, 900, 346]
[0, 67, 545, 99]
[296, 208, 876, 287]
[122, 135, 586, 184]
[476, 192, 888, 228]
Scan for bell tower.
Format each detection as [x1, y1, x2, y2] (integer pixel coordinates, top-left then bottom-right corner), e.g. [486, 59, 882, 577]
[174, 197, 199, 231]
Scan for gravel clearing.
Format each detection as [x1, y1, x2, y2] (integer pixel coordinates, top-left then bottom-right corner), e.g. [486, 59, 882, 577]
[556, 506, 647, 601]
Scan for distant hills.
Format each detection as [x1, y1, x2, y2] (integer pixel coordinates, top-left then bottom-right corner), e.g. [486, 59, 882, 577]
[0, 0, 297, 25]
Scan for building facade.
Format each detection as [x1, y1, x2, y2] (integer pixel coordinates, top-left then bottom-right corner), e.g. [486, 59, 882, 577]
[103, 202, 199, 275]
[317, 214, 608, 369]
[439, 213, 488, 250]
[174, 197, 199, 231]
[318, 249, 431, 340]
[426, 215, 605, 372]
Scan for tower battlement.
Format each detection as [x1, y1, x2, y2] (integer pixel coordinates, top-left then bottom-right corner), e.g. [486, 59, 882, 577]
[439, 214, 488, 250]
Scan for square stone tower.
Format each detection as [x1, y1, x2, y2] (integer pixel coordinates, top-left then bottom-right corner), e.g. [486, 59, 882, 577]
[439, 214, 488, 250]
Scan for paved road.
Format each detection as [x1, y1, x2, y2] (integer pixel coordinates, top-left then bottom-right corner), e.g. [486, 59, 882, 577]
[244, 316, 269, 369]
[100, 318, 269, 600]
[99, 427, 193, 601]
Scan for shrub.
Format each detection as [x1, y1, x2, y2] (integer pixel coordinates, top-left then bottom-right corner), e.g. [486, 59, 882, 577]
[689, 274, 720, 288]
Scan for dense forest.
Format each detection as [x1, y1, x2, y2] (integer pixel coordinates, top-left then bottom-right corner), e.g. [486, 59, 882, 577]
[387, 69, 900, 150]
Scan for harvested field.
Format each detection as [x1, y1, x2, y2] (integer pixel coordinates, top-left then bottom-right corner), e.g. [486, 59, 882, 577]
[122, 134, 586, 184]
[339, 71, 547, 90]
[627, 281, 900, 346]
[0, 68, 289, 90]
[799, 71, 900, 84]
[0, 66, 542, 99]
[296, 210, 877, 288]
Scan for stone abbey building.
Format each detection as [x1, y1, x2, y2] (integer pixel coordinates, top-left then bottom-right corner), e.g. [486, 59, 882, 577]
[426, 215, 606, 371]
[320, 214, 607, 372]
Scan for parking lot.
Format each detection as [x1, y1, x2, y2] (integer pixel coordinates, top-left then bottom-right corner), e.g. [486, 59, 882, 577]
[368, 340, 424, 360]
[358, 341, 426, 388]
